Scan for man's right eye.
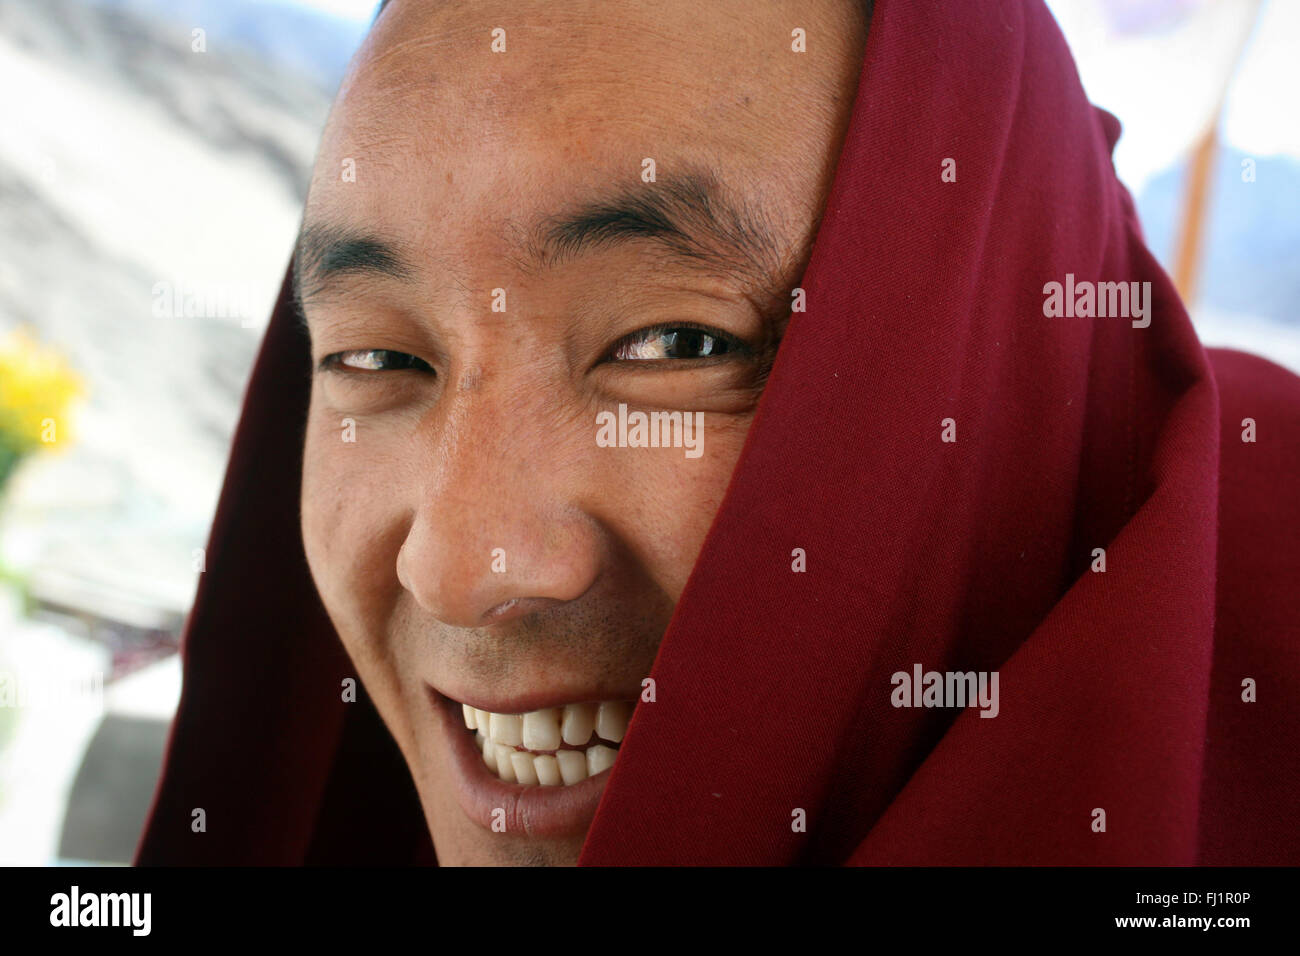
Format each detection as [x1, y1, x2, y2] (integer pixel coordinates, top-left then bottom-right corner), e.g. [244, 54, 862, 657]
[320, 349, 434, 373]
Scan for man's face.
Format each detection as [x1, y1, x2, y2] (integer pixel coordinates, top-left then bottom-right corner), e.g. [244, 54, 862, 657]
[298, 0, 865, 865]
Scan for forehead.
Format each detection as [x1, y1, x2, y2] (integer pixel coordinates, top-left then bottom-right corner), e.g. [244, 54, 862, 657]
[308, 0, 860, 230]
[344, 1, 808, 148]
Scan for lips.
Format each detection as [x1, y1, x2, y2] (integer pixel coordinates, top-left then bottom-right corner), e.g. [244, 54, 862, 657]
[428, 687, 637, 837]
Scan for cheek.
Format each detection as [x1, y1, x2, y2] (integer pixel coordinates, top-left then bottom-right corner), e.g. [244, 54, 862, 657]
[612, 413, 754, 604]
[300, 404, 409, 644]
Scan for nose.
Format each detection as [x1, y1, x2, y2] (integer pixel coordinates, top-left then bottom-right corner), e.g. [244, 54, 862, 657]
[395, 372, 604, 629]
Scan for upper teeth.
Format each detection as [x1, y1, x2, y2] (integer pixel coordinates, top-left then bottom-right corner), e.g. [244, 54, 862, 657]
[462, 701, 633, 786]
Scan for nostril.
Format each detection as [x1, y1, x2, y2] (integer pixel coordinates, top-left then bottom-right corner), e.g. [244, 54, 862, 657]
[480, 598, 519, 622]
[477, 596, 562, 626]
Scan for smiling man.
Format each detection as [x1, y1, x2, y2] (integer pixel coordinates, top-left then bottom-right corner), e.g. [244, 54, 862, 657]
[295, 0, 865, 866]
[137, 0, 1300, 868]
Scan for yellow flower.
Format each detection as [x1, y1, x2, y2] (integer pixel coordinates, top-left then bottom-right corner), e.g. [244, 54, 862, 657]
[0, 326, 85, 457]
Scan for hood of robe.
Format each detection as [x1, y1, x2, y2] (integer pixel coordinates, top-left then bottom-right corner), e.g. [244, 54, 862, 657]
[136, 0, 1300, 865]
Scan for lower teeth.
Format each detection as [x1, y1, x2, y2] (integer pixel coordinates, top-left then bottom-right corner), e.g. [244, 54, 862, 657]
[476, 730, 619, 786]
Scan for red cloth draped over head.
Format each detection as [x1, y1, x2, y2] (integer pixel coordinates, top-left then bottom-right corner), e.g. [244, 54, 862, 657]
[136, 0, 1300, 866]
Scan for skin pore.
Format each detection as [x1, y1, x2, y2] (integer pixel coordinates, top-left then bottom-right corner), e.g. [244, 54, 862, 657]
[297, 0, 867, 865]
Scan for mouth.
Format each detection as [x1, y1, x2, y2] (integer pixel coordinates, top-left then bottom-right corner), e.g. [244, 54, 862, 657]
[427, 686, 637, 838]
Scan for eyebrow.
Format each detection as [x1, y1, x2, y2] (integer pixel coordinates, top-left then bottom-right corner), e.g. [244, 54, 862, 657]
[523, 169, 790, 304]
[293, 169, 795, 321]
[291, 224, 413, 322]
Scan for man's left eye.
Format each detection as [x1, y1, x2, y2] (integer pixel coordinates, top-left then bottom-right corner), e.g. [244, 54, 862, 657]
[610, 325, 747, 361]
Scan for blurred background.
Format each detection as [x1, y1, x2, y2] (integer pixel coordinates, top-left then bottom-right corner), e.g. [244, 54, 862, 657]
[0, 0, 1296, 865]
